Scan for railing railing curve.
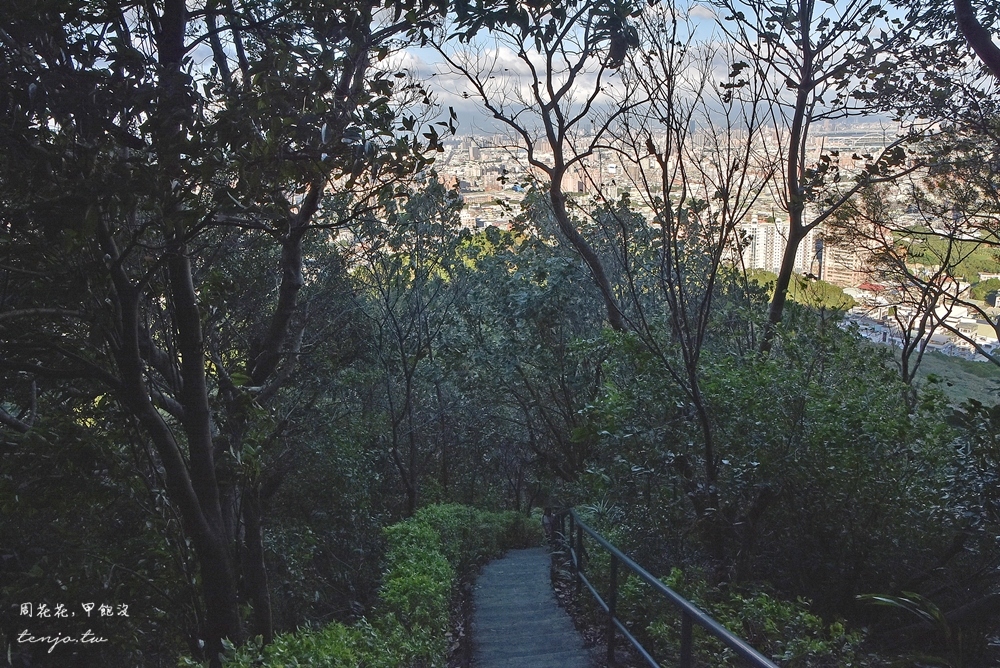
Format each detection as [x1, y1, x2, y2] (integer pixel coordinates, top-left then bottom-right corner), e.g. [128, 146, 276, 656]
[556, 509, 779, 668]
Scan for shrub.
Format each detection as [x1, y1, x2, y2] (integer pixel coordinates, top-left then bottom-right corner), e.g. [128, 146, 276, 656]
[375, 519, 454, 666]
[619, 567, 864, 667]
[207, 623, 363, 668]
[566, 508, 867, 668]
[204, 504, 538, 668]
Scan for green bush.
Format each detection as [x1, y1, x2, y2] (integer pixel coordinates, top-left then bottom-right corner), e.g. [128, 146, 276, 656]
[566, 506, 867, 668]
[412, 503, 499, 574]
[204, 623, 363, 668]
[712, 591, 863, 667]
[412, 503, 541, 574]
[205, 504, 538, 668]
[574, 308, 958, 622]
[374, 521, 454, 665]
[611, 566, 864, 667]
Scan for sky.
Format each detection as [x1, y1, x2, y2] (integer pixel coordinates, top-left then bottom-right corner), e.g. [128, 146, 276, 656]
[384, 2, 722, 137]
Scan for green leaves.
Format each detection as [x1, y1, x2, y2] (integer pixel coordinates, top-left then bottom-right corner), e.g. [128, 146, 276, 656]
[858, 592, 964, 667]
[213, 505, 535, 668]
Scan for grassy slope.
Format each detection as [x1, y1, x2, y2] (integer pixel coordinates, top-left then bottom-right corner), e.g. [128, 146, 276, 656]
[901, 350, 1000, 405]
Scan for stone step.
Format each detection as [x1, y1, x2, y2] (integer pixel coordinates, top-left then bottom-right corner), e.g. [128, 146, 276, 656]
[472, 547, 596, 668]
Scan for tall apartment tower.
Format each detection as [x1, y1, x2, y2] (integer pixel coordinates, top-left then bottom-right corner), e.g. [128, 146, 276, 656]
[739, 214, 822, 277]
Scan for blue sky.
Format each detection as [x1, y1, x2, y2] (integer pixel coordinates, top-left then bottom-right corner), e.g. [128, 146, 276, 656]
[384, 1, 721, 136]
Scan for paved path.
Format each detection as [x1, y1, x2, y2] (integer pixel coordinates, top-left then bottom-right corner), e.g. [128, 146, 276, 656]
[472, 547, 596, 668]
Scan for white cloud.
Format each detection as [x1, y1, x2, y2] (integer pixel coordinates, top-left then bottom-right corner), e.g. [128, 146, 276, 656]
[688, 4, 717, 21]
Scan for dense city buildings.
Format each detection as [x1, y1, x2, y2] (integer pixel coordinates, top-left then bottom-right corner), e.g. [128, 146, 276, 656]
[434, 123, 999, 360]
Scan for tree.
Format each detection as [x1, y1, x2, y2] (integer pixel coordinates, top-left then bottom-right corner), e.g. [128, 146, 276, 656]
[712, 0, 926, 352]
[468, 221, 608, 486]
[438, 1, 776, 564]
[350, 178, 468, 516]
[0, 0, 445, 662]
[860, 0, 1000, 370]
[582, 7, 776, 566]
[434, 0, 648, 331]
[955, 0, 1000, 79]
[830, 170, 1000, 391]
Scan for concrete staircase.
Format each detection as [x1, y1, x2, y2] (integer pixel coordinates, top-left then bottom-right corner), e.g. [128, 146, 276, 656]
[472, 547, 596, 667]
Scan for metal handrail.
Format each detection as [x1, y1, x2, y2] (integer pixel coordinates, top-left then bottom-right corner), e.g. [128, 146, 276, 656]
[557, 509, 779, 668]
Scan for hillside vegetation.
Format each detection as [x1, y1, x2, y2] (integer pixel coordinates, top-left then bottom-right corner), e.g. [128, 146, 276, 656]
[906, 350, 1000, 405]
[3, 0, 1000, 667]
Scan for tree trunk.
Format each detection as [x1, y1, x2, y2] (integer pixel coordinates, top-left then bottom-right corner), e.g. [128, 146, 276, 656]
[954, 0, 1000, 80]
[548, 173, 627, 332]
[150, 2, 245, 660]
[761, 2, 813, 354]
[243, 489, 274, 644]
[761, 223, 805, 354]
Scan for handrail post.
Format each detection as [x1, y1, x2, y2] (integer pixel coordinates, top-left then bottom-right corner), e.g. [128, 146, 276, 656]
[607, 553, 618, 666]
[680, 610, 693, 668]
[567, 513, 576, 578]
[575, 523, 584, 595]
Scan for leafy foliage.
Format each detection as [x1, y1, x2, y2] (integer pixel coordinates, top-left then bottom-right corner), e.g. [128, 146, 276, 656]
[4, 1, 1000, 666]
[211, 504, 538, 668]
[647, 569, 865, 667]
[749, 270, 857, 311]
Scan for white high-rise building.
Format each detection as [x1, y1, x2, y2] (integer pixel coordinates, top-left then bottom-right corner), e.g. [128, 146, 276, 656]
[740, 215, 781, 273]
[738, 214, 822, 276]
